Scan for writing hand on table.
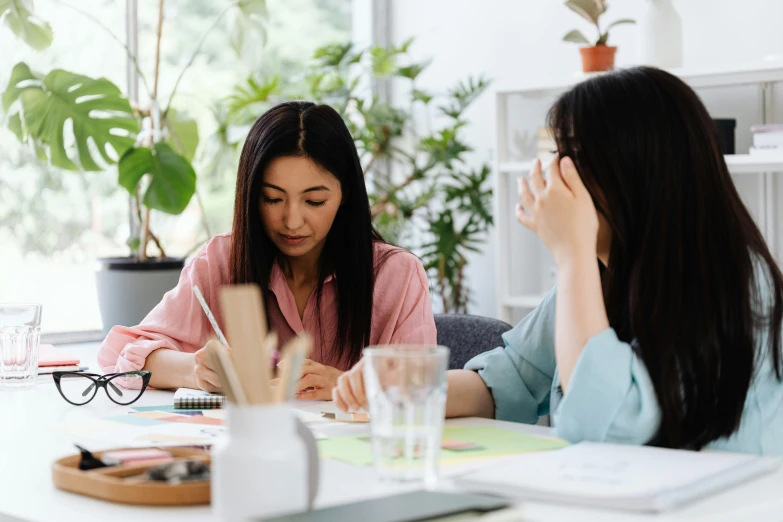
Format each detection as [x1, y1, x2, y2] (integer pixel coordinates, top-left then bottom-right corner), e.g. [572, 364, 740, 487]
[193, 342, 222, 393]
[271, 359, 342, 401]
[332, 359, 366, 413]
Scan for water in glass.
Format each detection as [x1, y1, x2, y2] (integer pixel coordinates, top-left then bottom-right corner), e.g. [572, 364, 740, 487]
[363, 345, 449, 486]
[0, 304, 42, 389]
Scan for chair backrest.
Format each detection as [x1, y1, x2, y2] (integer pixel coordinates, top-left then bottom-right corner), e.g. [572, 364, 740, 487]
[435, 314, 513, 370]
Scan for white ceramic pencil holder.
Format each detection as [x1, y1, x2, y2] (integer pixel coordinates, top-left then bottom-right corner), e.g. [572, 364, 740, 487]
[211, 403, 318, 521]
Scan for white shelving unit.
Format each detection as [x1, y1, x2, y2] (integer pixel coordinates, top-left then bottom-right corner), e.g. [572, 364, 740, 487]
[494, 64, 783, 324]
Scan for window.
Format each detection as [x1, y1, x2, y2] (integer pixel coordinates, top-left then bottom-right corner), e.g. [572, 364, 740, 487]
[0, 0, 128, 335]
[0, 0, 356, 337]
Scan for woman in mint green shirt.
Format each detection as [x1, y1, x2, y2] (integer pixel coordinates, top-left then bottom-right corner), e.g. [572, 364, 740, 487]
[334, 67, 783, 454]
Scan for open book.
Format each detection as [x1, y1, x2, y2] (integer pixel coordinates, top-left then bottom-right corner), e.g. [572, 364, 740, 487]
[455, 442, 780, 513]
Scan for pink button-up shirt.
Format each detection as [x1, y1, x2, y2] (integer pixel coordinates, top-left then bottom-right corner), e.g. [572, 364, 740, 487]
[98, 233, 437, 375]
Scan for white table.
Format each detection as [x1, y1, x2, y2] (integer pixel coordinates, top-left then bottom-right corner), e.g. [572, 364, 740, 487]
[1, 345, 782, 522]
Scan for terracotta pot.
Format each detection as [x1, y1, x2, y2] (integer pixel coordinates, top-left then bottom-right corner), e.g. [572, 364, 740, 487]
[579, 45, 617, 72]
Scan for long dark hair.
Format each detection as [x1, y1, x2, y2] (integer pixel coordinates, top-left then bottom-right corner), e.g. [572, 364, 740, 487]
[230, 101, 384, 368]
[548, 66, 783, 450]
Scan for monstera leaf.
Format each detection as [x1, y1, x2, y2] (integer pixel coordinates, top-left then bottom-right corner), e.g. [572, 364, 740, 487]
[165, 109, 199, 162]
[0, 0, 53, 50]
[118, 142, 196, 215]
[3, 62, 138, 171]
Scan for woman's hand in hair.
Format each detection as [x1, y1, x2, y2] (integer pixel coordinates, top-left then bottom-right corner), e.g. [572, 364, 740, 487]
[516, 156, 599, 266]
[333, 359, 367, 412]
[276, 359, 344, 401]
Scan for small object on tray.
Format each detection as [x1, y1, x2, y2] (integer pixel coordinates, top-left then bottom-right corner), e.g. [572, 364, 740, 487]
[145, 459, 210, 484]
[52, 446, 211, 505]
[75, 445, 108, 471]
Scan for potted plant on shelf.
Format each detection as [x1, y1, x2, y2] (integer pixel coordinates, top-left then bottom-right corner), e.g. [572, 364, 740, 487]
[562, 0, 635, 73]
[1, 0, 268, 334]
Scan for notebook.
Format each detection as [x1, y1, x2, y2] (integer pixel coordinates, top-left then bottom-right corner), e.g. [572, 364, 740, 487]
[455, 442, 781, 513]
[38, 344, 80, 367]
[173, 388, 226, 409]
[38, 365, 88, 375]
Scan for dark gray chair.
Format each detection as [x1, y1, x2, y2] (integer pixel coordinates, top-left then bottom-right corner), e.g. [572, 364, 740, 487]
[435, 313, 550, 427]
[435, 313, 513, 370]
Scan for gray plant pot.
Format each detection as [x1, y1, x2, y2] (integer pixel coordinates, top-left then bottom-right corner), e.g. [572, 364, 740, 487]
[95, 257, 185, 336]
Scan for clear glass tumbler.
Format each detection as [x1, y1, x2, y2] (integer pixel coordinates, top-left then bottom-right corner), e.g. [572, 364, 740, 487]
[0, 303, 42, 389]
[362, 345, 449, 486]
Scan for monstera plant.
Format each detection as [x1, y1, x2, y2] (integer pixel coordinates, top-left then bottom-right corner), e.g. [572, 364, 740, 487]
[1, 0, 268, 332]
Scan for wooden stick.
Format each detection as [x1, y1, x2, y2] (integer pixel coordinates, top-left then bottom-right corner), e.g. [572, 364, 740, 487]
[273, 341, 294, 404]
[274, 335, 312, 403]
[204, 340, 246, 405]
[261, 331, 277, 396]
[219, 285, 271, 404]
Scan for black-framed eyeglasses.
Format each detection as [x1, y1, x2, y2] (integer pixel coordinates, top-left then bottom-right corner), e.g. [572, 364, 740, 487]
[52, 371, 152, 406]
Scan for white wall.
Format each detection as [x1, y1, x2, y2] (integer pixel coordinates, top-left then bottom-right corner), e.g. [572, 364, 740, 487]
[390, 0, 783, 319]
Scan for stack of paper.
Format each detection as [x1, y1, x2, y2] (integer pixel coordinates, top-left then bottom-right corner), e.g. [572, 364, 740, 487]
[455, 442, 780, 513]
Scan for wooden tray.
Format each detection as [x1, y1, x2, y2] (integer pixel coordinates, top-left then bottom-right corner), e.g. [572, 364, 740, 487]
[52, 447, 211, 506]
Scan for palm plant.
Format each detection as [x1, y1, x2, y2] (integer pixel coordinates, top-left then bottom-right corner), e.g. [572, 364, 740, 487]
[225, 40, 493, 313]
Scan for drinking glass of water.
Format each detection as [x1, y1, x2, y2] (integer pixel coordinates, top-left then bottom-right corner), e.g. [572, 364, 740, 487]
[362, 345, 449, 486]
[0, 304, 42, 389]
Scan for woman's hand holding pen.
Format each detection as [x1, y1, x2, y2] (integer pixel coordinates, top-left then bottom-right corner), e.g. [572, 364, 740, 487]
[271, 358, 343, 401]
[193, 342, 222, 393]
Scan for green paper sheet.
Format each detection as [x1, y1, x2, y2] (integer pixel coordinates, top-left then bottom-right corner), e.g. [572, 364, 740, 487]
[317, 426, 568, 468]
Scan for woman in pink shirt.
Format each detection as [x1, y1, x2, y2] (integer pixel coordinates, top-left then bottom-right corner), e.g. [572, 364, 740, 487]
[98, 101, 437, 399]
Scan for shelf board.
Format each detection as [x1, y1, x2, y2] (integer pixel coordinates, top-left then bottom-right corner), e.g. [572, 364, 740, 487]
[499, 155, 783, 176]
[502, 294, 546, 308]
[496, 62, 783, 98]
[725, 154, 783, 174]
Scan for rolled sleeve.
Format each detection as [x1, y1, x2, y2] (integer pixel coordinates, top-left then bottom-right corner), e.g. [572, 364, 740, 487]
[466, 346, 553, 423]
[552, 328, 660, 444]
[465, 286, 558, 424]
[96, 236, 229, 380]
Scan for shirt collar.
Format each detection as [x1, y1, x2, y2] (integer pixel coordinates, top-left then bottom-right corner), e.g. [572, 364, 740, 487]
[269, 261, 335, 288]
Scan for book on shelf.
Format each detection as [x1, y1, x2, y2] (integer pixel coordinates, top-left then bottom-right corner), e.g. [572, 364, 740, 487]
[750, 124, 783, 133]
[751, 124, 783, 149]
[749, 146, 783, 157]
[753, 134, 783, 149]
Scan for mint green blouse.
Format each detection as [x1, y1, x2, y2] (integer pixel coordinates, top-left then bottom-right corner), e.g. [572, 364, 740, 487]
[465, 280, 783, 455]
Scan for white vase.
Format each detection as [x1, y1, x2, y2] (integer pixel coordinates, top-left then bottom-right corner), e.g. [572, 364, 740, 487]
[637, 0, 683, 68]
[211, 404, 313, 521]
